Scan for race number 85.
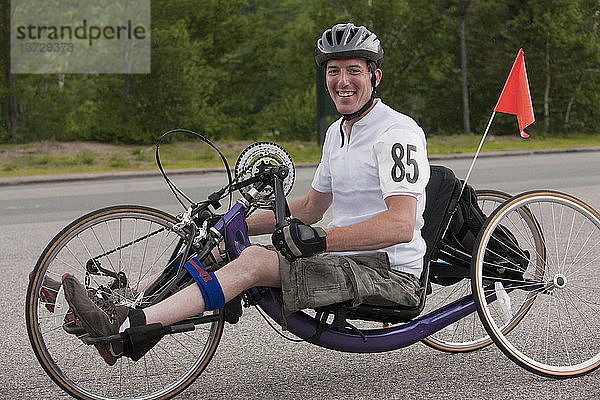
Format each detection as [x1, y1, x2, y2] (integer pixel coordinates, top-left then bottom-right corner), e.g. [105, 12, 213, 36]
[391, 143, 419, 183]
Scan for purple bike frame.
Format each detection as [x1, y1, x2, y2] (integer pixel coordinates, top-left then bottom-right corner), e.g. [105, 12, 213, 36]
[214, 199, 479, 353]
[213, 202, 252, 260]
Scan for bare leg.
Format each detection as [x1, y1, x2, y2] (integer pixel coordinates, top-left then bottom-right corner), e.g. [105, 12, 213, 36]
[143, 246, 280, 326]
[134, 245, 225, 293]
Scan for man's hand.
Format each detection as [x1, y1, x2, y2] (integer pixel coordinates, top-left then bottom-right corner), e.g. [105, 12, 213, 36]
[272, 218, 327, 262]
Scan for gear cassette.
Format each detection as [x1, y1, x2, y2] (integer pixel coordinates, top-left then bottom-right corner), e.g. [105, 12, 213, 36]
[234, 142, 295, 208]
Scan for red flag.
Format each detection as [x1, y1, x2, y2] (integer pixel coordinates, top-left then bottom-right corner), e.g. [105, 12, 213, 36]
[494, 49, 535, 138]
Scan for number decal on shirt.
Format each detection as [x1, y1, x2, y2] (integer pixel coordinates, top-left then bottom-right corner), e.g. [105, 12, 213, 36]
[391, 143, 419, 183]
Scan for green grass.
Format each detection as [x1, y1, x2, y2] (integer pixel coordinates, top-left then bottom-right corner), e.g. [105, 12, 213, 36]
[75, 150, 97, 165]
[0, 134, 598, 178]
[427, 133, 600, 154]
[2, 162, 17, 172]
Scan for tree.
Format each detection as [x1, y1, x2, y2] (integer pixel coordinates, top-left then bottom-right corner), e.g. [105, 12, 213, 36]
[2, 0, 600, 144]
[458, 0, 473, 135]
[0, 0, 17, 141]
[504, 0, 600, 133]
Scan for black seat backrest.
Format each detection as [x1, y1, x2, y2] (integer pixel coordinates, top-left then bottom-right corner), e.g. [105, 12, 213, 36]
[342, 165, 460, 323]
[421, 165, 461, 264]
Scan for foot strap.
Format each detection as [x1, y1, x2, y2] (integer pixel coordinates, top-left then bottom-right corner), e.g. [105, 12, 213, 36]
[124, 323, 165, 361]
[183, 257, 225, 311]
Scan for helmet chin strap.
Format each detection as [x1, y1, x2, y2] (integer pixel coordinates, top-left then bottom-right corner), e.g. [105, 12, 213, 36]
[338, 94, 374, 148]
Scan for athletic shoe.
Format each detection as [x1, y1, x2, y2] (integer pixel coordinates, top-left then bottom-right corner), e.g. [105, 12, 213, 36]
[29, 272, 81, 327]
[62, 274, 130, 366]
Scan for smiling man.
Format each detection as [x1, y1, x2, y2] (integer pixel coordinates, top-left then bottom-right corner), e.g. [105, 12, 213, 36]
[312, 23, 430, 279]
[60, 22, 430, 366]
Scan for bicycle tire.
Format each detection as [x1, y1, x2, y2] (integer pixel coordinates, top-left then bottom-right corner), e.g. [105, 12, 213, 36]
[26, 205, 224, 400]
[471, 190, 600, 378]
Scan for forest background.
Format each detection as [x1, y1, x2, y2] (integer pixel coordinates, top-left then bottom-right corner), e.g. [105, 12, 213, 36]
[1, 0, 600, 145]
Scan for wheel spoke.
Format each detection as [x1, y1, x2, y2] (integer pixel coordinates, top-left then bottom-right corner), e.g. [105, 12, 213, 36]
[26, 206, 224, 400]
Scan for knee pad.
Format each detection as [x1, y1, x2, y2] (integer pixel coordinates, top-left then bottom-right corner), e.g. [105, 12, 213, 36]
[183, 257, 225, 311]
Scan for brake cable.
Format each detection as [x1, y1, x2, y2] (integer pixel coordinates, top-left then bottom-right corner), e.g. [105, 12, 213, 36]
[155, 129, 234, 210]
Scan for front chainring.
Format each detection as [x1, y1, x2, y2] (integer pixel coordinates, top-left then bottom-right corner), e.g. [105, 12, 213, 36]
[234, 142, 295, 208]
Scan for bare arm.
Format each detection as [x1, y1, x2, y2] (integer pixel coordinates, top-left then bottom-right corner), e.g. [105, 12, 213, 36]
[247, 188, 416, 252]
[324, 195, 417, 252]
[246, 188, 332, 236]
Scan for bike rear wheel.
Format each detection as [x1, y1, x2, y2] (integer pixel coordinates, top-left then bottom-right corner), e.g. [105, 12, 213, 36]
[26, 205, 224, 400]
[472, 191, 600, 378]
[422, 190, 514, 352]
[422, 189, 545, 352]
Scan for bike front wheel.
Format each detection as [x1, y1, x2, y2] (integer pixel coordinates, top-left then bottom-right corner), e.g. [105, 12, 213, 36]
[472, 191, 600, 378]
[26, 205, 224, 400]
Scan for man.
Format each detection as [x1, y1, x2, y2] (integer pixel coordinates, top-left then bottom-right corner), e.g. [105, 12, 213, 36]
[61, 22, 430, 365]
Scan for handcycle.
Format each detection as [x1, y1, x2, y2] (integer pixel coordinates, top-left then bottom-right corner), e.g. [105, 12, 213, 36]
[26, 133, 600, 400]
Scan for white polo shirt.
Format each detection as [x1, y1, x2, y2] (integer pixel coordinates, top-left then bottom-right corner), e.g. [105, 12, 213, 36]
[311, 100, 430, 277]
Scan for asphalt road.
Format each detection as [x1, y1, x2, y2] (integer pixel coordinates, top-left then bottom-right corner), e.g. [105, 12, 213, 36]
[2, 150, 599, 399]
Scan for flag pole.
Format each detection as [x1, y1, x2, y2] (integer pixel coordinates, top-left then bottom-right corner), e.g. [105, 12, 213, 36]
[461, 110, 496, 188]
[438, 48, 534, 240]
[439, 110, 496, 239]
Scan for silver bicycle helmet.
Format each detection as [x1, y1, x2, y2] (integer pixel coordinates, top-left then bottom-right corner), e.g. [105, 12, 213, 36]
[316, 23, 384, 146]
[315, 23, 383, 66]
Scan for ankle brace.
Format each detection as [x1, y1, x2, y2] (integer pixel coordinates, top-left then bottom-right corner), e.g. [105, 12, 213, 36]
[183, 257, 225, 311]
[119, 308, 147, 333]
[129, 308, 146, 326]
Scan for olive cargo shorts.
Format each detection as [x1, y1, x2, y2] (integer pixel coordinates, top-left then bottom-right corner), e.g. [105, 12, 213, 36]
[273, 250, 423, 317]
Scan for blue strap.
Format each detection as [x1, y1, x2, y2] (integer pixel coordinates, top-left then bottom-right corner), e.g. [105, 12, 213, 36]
[182, 257, 225, 311]
[171, 253, 183, 272]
